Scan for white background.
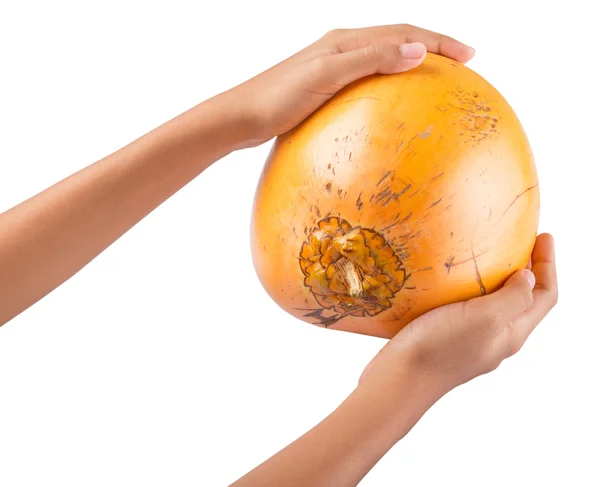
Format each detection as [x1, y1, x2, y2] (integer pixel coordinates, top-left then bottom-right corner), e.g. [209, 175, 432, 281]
[0, 1, 598, 486]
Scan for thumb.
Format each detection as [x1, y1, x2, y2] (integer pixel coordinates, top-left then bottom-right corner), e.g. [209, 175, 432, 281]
[468, 269, 536, 325]
[327, 42, 427, 87]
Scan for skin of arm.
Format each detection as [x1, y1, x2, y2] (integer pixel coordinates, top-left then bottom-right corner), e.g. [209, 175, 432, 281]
[230, 355, 442, 486]
[0, 95, 249, 325]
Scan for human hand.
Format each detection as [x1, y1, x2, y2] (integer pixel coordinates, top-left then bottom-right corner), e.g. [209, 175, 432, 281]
[358, 233, 558, 398]
[228, 24, 475, 148]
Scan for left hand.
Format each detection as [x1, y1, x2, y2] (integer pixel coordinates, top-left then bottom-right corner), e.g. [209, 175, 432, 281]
[358, 234, 558, 399]
[228, 24, 475, 148]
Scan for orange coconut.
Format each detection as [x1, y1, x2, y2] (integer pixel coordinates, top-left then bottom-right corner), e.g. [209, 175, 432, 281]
[251, 53, 539, 339]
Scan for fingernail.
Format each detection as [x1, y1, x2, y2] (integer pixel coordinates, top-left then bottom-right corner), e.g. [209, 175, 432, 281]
[524, 269, 536, 289]
[400, 42, 426, 59]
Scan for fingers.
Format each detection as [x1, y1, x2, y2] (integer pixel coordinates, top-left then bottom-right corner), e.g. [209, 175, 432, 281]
[509, 234, 558, 350]
[465, 269, 536, 328]
[322, 42, 427, 88]
[531, 234, 558, 302]
[328, 24, 475, 63]
[308, 24, 474, 99]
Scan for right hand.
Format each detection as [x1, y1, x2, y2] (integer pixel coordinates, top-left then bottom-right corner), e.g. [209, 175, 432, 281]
[359, 233, 558, 397]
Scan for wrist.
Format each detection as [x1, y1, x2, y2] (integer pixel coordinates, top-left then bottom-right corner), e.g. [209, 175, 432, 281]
[207, 89, 266, 150]
[350, 355, 449, 440]
[155, 90, 256, 164]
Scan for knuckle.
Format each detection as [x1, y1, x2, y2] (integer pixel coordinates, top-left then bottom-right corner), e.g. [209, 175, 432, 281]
[491, 349, 506, 370]
[310, 56, 329, 76]
[437, 32, 450, 43]
[480, 307, 500, 328]
[461, 299, 503, 332]
[325, 28, 346, 39]
[487, 361, 500, 374]
[463, 300, 503, 337]
[374, 43, 387, 58]
[508, 339, 523, 357]
[492, 356, 504, 371]
[362, 44, 380, 60]
[481, 354, 502, 375]
[464, 299, 499, 329]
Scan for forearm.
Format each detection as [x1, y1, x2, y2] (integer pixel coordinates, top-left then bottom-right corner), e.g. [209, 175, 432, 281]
[0, 92, 250, 325]
[231, 369, 442, 487]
